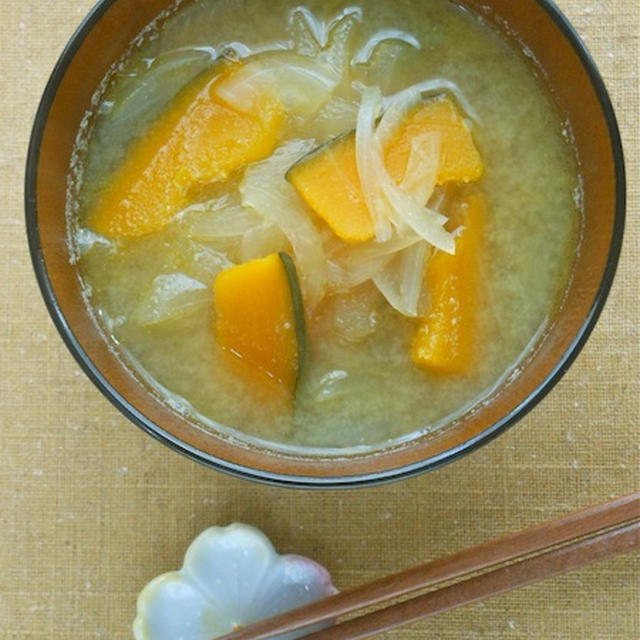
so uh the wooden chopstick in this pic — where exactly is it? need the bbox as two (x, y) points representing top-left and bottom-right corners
(300, 520), (639, 640)
(218, 492), (639, 640)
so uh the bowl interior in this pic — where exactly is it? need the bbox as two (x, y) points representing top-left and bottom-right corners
(27, 0), (623, 486)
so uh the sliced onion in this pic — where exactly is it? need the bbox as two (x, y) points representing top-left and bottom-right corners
(240, 223), (289, 262)
(381, 176), (454, 253)
(135, 273), (210, 327)
(331, 282), (383, 343)
(376, 88), (441, 207)
(311, 96), (359, 139)
(187, 205), (262, 240)
(240, 139), (328, 307)
(185, 244), (233, 283)
(376, 85), (422, 147)
(173, 194), (234, 222)
(352, 29), (421, 65)
(427, 185), (450, 213)
(316, 9), (362, 87)
(357, 86), (454, 253)
(289, 6), (362, 50)
(214, 52), (339, 117)
(351, 42), (405, 95)
(355, 86), (394, 241)
(327, 233), (420, 290)
(373, 241), (429, 317)
(383, 78), (480, 123)
(106, 48), (215, 131)
(288, 7), (323, 55)
(401, 132), (441, 205)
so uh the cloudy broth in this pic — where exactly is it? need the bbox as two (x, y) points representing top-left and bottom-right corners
(70, 0), (580, 449)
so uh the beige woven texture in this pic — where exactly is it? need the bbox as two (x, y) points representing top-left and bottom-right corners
(1, 1), (638, 638)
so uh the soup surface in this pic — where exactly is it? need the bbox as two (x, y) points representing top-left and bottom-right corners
(70, 0), (580, 450)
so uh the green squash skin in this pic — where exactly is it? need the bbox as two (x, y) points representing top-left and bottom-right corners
(278, 251), (307, 391)
(285, 130), (353, 185)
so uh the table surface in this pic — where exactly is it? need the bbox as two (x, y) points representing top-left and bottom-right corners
(1, 1), (638, 638)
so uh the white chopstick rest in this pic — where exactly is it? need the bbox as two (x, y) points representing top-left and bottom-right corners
(134, 523), (337, 640)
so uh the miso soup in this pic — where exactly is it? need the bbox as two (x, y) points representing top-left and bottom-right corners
(69, 0), (580, 449)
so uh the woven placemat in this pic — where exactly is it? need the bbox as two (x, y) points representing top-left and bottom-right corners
(1, 1), (638, 638)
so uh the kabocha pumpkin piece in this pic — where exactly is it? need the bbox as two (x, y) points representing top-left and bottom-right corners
(287, 134), (375, 243)
(385, 95), (484, 186)
(287, 95), (483, 243)
(214, 252), (306, 395)
(412, 192), (485, 374)
(90, 65), (284, 239)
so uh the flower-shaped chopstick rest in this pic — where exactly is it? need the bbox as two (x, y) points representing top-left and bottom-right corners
(134, 523), (338, 640)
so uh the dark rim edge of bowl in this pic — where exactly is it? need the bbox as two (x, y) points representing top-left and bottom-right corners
(25, 0), (626, 489)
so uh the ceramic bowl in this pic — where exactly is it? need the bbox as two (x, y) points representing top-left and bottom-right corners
(26, 0), (625, 487)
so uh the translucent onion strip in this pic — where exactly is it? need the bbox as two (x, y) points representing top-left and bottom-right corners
(316, 9), (362, 88)
(375, 87), (443, 206)
(373, 241), (429, 317)
(383, 78), (480, 123)
(240, 224), (289, 262)
(401, 132), (442, 206)
(240, 139), (328, 307)
(375, 85), (421, 147)
(187, 205), (262, 240)
(327, 233), (420, 290)
(135, 273), (210, 327)
(355, 86), (394, 241)
(214, 52), (339, 117)
(289, 5), (362, 50)
(331, 282), (382, 343)
(311, 96), (359, 139)
(104, 47), (215, 132)
(351, 29), (421, 65)
(359, 86), (454, 253)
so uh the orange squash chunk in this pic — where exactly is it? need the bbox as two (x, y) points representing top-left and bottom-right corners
(412, 193), (485, 374)
(287, 95), (483, 243)
(385, 95), (484, 186)
(288, 134), (374, 242)
(214, 253), (305, 394)
(90, 66), (283, 239)
(287, 135), (373, 243)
